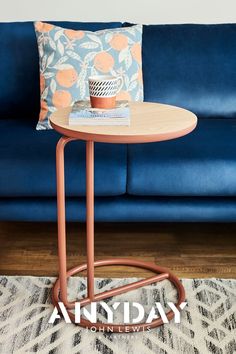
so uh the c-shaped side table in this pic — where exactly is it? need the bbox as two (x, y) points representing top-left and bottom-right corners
(50, 102), (197, 332)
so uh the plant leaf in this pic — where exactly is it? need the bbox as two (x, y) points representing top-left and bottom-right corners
(50, 78), (56, 93)
(41, 87), (49, 100)
(84, 51), (97, 62)
(48, 106), (57, 112)
(119, 48), (129, 63)
(135, 90), (140, 101)
(41, 55), (47, 71)
(67, 50), (81, 61)
(78, 81), (86, 98)
(76, 68), (87, 89)
(54, 56), (68, 66)
(128, 80), (137, 91)
(124, 51), (132, 70)
(130, 72), (138, 82)
(90, 67), (99, 76)
(47, 52), (54, 66)
(80, 42), (99, 49)
(44, 72), (54, 79)
(49, 38), (56, 50)
(54, 30), (64, 41)
(124, 75), (130, 89)
(105, 33), (113, 43)
(39, 44), (44, 58)
(57, 40), (64, 56)
(53, 63), (73, 70)
(87, 34), (102, 45)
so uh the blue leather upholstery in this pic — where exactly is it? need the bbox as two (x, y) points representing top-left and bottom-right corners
(0, 22), (121, 120)
(142, 24), (236, 118)
(127, 118), (236, 196)
(0, 119), (127, 196)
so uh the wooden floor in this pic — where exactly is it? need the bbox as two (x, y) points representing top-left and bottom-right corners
(0, 222), (235, 278)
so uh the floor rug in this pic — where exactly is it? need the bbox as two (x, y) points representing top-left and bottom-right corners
(0, 276), (235, 354)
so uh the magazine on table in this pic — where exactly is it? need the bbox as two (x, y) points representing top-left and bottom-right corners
(69, 100), (130, 126)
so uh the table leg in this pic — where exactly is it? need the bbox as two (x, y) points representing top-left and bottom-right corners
(86, 140), (94, 300)
(53, 137), (186, 332)
(56, 136), (76, 306)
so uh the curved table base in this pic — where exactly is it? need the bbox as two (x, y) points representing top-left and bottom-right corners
(52, 258), (185, 333)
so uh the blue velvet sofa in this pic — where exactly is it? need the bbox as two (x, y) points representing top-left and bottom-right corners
(1, 22), (236, 222)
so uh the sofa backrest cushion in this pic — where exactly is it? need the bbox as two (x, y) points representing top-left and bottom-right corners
(142, 24), (236, 118)
(0, 21), (121, 119)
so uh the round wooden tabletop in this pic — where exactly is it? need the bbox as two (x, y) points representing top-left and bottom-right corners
(50, 102), (197, 144)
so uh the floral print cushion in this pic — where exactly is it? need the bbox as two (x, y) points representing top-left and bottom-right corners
(34, 22), (143, 130)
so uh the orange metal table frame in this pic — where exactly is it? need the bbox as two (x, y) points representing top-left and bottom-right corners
(50, 102), (197, 332)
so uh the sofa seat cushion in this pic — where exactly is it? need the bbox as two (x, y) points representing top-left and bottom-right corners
(127, 118), (236, 196)
(0, 119), (127, 197)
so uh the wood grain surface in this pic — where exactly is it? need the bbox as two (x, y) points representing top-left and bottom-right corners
(50, 102), (197, 143)
(0, 222), (235, 279)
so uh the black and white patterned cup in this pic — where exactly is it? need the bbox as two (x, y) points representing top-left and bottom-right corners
(88, 75), (123, 109)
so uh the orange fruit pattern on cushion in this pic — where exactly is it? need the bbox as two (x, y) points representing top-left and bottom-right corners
(52, 91), (72, 109)
(65, 29), (85, 40)
(131, 43), (142, 64)
(40, 74), (45, 94)
(35, 22), (54, 33)
(56, 69), (78, 88)
(94, 52), (115, 73)
(34, 22), (143, 129)
(110, 34), (128, 51)
(39, 100), (48, 121)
